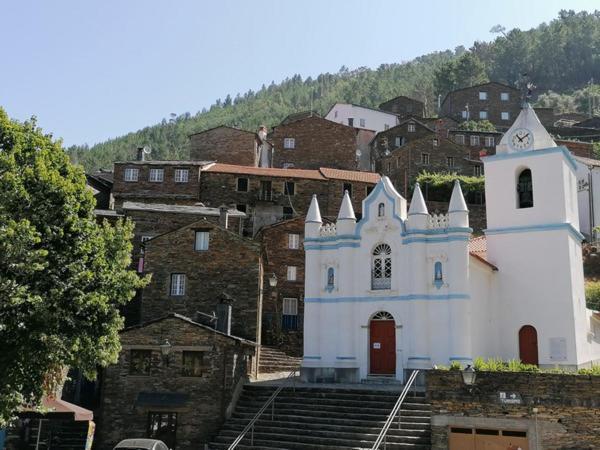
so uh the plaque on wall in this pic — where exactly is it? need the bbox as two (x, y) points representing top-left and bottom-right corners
(373, 342), (381, 349)
(549, 337), (567, 361)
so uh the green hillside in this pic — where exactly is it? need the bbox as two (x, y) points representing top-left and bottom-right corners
(69, 10), (600, 171)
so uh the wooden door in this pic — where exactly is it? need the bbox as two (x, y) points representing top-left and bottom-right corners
(370, 319), (396, 374)
(519, 325), (539, 366)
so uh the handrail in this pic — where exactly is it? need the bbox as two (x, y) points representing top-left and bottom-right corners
(370, 369), (420, 450)
(227, 369), (298, 450)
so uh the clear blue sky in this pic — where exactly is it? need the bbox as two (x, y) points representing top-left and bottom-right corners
(1, 0), (597, 147)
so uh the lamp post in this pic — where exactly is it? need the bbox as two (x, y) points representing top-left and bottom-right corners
(160, 339), (172, 367)
(268, 272), (278, 288)
(461, 364), (477, 392)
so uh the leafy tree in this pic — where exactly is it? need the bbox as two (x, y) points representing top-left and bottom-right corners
(0, 109), (147, 426)
(585, 281), (600, 310)
(434, 52), (489, 97)
(457, 120), (497, 132)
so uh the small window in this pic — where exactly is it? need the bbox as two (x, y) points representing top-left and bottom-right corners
(479, 91), (488, 100)
(517, 168), (534, 208)
(455, 134), (465, 145)
(343, 182), (353, 197)
(348, 118), (354, 127)
(421, 153), (430, 165)
(485, 136), (494, 147)
(384, 124), (389, 130)
(130, 350), (151, 375)
(149, 168), (164, 182)
(327, 268), (335, 288)
(473, 166), (482, 176)
(195, 231), (209, 251)
(282, 206), (293, 220)
(236, 177), (249, 192)
(434, 261), (443, 285)
(174, 168), (189, 183)
(447, 157), (455, 168)
(501, 111), (510, 121)
(500, 92), (509, 101)
(283, 138), (295, 149)
(396, 157), (400, 169)
(461, 110), (468, 119)
(282, 298), (298, 330)
(334, 110), (338, 118)
(359, 118), (366, 127)
(288, 233), (300, 249)
(182, 351), (205, 377)
(386, 162), (391, 173)
(433, 138), (438, 147)
(124, 168), (139, 182)
(236, 204), (247, 213)
(395, 136), (401, 147)
(147, 412), (177, 449)
(408, 123), (416, 132)
(470, 135), (480, 146)
(170, 274), (186, 296)
(479, 110), (488, 120)
(284, 181), (295, 195)
(372, 243), (392, 290)
(378, 203), (385, 217)
(287, 266), (297, 281)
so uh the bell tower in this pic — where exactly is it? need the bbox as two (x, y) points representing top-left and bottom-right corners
(482, 103), (590, 368)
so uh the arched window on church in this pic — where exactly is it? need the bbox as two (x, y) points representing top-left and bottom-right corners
(378, 203), (385, 217)
(434, 261), (443, 288)
(372, 244), (392, 290)
(517, 169), (534, 209)
(327, 268), (335, 290)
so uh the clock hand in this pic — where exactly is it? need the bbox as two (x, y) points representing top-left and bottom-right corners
(522, 133), (530, 140)
(516, 134), (524, 142)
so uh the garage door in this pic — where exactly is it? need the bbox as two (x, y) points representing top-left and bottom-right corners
(449, 427), (528, 450)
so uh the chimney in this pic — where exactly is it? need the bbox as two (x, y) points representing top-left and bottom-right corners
(136, 147), (145, 161)
(219, 205), (229, 229)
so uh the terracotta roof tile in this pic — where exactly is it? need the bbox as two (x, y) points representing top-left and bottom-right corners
(203, 163), (380, 183)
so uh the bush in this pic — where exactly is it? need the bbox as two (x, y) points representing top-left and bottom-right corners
(415, 171), (485, 203)
(585, 281), (600, 310)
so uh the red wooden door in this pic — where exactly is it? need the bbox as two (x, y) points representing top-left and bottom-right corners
(519, 325), (539, 366)
(370, 320), (396, 374)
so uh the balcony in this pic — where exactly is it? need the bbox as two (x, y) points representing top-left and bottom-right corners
(257, 190), (274, 202)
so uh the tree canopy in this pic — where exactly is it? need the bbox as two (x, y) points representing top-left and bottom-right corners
(457, 120), (497, 132)
(0, 109), (146, 426)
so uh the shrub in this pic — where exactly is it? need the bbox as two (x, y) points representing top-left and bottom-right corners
(585, 281), (600, 310)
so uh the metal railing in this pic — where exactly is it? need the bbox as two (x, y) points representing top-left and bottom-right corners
(227, 369), (298, 450)
(370, 369), (420, 450)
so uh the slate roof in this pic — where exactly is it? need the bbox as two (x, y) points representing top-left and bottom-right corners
(122, 201), (246, 217)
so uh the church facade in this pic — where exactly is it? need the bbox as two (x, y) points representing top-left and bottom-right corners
(301, 105), (600, 383)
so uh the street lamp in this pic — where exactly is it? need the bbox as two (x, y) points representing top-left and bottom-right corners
(461, 364), (477, 389)
(268, 273), (278, 288)
(160, 339), (172, 366)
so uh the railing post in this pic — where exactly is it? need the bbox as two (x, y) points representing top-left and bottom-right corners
(271, 399), (274, 420)
(384, 434), (386, 450)
(251, 424), (254, 446)
(398, 406), (401, 429)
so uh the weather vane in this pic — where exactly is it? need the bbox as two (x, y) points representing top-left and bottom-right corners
(517, 73), (535, 106)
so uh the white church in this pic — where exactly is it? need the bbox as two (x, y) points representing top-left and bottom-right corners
(301, 104), (600, 383)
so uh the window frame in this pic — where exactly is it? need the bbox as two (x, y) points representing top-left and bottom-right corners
(288, 233), (300, 250)
(455, 134), (465, 145)
(500, 92), (509, 101)
(194, 230), (210, 251)
(287, 265), (297, 281)
(479, 91), (488, 100)
(484, 136), (495, 147)
(130, 349), (152, 376)
(407, 123), (416, 132)
(479, 110), (488, 120)
(283, 137), (295, 149)
(470, 135), (481, 146)
(359, 118), (366, 127)
(421, 153), (430, 165)
(124, 167), (139, 182)
(501, 111), (510, 121)
(174, 168), (189, 183)
(149, 168), (165, 183)
(170, 273), (186, 296)
(181, 351), (205, 377)
(284, 181), (296, 196)
(371, 243), (392, 290)
(447, 156), (455, 168)
(236, 177), (249, 192)
(473, 165), (482, 177)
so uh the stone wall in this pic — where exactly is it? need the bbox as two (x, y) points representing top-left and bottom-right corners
(189, 126), (257, 166)
(441, 82), (521, 128)
(371, 119), (435, 164)
(258, 217), (307, 356)
(142, 220), (262, 341)
(270, 116), (359, 170)
(379, 96), (425, 118)
(427, 370), (600, 450)
(113, 163), (202, 207)
(97, 315), (254, 450)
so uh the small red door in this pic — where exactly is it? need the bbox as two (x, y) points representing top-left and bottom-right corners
(519, 325), (539, 366)
(370, 320), (396, 374)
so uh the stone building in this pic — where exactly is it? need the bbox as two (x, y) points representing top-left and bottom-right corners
(97, 314), (254, 450)
(141, 220), (262, 342)
(198, 163), (380, 235)
(447, 129), (502, 161)
(112, 160), (212, 208)
(270, 114), (367, 171)
(325, 103), (399, 132)
(376, 135), (474, 197)
(428, 370), (600, 449)
(370, 118), (437, 164)
(86, 170), (114, 210)
(378, 95), (425, 118)
(440, 82), (521, 128)
(189, 125), (273, 167)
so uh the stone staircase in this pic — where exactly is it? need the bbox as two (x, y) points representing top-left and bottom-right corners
(258, 346), (302, 374)
(209, 383), (431, 449)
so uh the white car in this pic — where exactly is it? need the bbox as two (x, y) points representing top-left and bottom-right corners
(113, 439), (170, 450)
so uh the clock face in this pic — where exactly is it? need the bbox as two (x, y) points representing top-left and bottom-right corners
(510, 128), (534, 151)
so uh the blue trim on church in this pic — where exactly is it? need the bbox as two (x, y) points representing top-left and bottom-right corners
(485, 222), (584, 242)
(482, 145), (578, 171)
(355, 181), (406, 235)
(305, 293), (470, 303)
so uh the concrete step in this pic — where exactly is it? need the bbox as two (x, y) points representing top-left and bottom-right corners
(226, 414), (430, 429)
(233, 402), (431, 417)
(236, 395), (429, 411)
